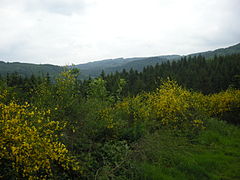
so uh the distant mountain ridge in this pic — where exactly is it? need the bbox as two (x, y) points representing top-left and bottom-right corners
(73, 43), (240, 78)
(0, 61), (63, 78)
(188, 43), (240, 58)
(73, 55), (181, 78)
(0, 43), (239, 78)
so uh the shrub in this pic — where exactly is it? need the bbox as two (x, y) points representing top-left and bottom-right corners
(207, 89), (240, 124)
(0, 101), (81, 179)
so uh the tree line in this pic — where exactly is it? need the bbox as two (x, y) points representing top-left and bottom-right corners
(97, 54), (240, 96)
(1, 54), (240, 99)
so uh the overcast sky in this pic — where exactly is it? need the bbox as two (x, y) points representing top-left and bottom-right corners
(0, 0), (239, 65)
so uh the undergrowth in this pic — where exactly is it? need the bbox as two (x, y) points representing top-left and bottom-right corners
(133, 118), (240, 180)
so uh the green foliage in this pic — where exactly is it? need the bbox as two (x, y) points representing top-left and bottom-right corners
(133, 118), (240, 180)
(103, 54), (240, 95)
(87, 78), (108, 100)
(0, 69), (240, 179)
(92, 141), (133, 179)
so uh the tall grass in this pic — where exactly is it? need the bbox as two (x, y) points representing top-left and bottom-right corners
(133, 118), (240, 180)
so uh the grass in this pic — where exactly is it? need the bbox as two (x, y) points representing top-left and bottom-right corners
(133, 118), (240, 180)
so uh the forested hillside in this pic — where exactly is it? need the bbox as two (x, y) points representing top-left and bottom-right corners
(189, 43), (240, 58)
(96, 54), (240, 96)
(0, 61), (63, 77)
(73, 43), (240, 78)
(0, 52), (240, 178)
(72, 55), (180, 79)
(0, 43), (239, 79)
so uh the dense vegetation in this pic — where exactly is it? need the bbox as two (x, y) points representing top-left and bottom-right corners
(0, 53), (240, 179)
(99, 54), (240, 96)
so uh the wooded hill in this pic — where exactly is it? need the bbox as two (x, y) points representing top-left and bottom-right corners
(73, 43), (240, 78)
(1, 43), (239, 79)
(73, 55), (180, 78)
(0, 61), (63, 78)
(79, 54), (240, 98)
(188, 42), (240, 58)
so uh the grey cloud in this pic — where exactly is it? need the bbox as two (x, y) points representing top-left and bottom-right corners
(31, 0), (88, 15)
(0, 41), (33, 63)
(0, 0), (240, 65)
(1, 0), (89, 16)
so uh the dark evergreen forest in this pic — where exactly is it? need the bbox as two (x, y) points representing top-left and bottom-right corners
(98, 54), (240, 96)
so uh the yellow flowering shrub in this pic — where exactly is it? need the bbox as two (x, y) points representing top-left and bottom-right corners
(146, 80), (206, 131)
(97, 80), (206, 140)
(98, 80), (240, 138)
(0, 102), (81, 179)
(207, 89), (240, 116)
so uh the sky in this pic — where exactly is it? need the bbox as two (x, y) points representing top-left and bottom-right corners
(0, 0), (239, 66)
